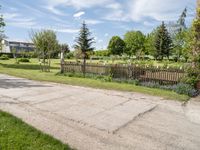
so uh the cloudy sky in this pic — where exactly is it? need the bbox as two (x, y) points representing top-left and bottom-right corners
(0, 0), (196, 49)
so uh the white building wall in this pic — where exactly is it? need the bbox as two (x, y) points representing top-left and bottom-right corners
(1, 40), (11, 53)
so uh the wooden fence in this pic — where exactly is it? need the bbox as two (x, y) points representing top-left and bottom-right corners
(62, 62), (186, 85)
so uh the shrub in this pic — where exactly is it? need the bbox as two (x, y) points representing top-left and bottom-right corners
(172, 83), (199, 97)
(139, 82), (199, 97)
(181, 68), (200, 87)
(65, 52), (74, 59)
(0, 54), (9, 60)
(18, 58), (30, 63)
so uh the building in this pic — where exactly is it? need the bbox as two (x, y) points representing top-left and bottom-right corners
(1, 39), (35, 53)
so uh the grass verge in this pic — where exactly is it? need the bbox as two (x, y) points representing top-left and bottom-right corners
(0, 110), (72, 150)
(0, 59), (189, 101)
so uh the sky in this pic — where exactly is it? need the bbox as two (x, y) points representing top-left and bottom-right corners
(0, 0), (196, 50)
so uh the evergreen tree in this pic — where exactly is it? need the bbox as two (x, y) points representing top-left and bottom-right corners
(0, 5), (6, 51)
(108, 36), (125, 55)
(74, 21), (94, 75)
(154, 22), (173, 60)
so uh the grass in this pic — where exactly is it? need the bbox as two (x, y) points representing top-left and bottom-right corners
(0, 59), (189, 101)
(0, 110), (72, 150)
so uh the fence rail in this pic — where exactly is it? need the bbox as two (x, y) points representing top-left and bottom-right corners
(62, 62), (186, 85)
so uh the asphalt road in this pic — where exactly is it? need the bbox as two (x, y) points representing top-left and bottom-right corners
(0, 74), (200, 150)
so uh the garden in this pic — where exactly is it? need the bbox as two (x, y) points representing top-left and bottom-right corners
(0, 7), (200, 101)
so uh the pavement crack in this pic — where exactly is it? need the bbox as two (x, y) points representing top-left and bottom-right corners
(112, 104), (158, 134)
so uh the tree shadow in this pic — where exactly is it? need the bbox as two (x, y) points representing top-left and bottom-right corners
(0, 63), (59, 70)
(0, 78), (52, 89)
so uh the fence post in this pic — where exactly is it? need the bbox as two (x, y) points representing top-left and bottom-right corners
(60, 51), (64, 73)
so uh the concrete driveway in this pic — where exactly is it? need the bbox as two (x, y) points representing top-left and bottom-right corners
(0, 74), (200, 150)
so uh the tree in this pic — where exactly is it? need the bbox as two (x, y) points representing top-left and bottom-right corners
(60, 44), (70, 73)
(124, 31), (145, 56)
(74, 21), (94, 76)
(154, 22), (173, 60)
(191, 7), (200, 67)
(31, 30), (58, 72)
(171, 8), (188, 61)
(0, 5), (6, 51)
(144, 29), (157, 57)
(108, 36), (125, 55)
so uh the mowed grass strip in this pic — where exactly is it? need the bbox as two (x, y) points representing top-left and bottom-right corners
(0, 59), (189, 101)
(0, 110), (72, 150)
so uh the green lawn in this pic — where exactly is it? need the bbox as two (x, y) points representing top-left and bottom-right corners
(0, 59), (189, 101)
(0, 110), (72, 150)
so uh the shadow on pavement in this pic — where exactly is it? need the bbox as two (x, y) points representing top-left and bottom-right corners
(0, 78), (52, 89)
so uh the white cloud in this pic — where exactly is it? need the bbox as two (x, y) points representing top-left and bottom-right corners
(46, 0), (112, 9)
(85, 19), (103, 25)
(55, 28), (79, 33)
(45, 5), (66, 16)
(3, 13), (19, 20)
(4, 13), (37, 28)
(73, 11), (85, 18)
(128, 0), (193, 22)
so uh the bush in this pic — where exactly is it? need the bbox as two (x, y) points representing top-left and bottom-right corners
(0, 54), (9, 60)
(140, 82), (199, 97)
(18, 58), (30, 63)
(65, 52), (74, 59)
(172, 83), (199, 97)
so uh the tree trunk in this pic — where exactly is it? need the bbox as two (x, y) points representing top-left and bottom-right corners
(83, 52), (86, 77)
(60, 51), (64, 73)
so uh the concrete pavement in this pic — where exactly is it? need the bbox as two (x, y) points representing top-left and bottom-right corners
(0, 74), (200, 150)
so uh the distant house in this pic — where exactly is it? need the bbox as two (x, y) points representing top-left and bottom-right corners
(1, 39), (35, 53)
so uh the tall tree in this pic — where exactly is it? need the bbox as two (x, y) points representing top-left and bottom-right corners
(0, 5), (6, 51)
(191, 6), (200, 67)
(74, 21), (94, 76)
(177, 8), (187, 32)
(172, 8), (188, 61)
(31, 30), (58, 72)
(144, 29), (157, 57)
(154, 22), (173, 60)
(124, 31), (145, 56)
(108, 36), (125, 55)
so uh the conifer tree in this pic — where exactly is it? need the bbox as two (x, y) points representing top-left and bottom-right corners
(74, 21), (94, 76)
(154, 22), (173, 60)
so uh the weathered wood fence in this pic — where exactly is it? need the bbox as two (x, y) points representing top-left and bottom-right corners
(62, 62), (186, 85)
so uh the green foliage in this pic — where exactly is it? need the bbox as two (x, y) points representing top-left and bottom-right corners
(18, 58), (30, 63)
(154, 22), (173, 60)
(74, 21), (94, 56)
(31, 30), (59, 71)
(181, 68), (200, 87)
(191, 8), (200, 68)
(94, 50), (110, 57)
(144, 30), (157, 56)
(124, 31), (145, 56)
(108, 36), (125, 55)
(65, 52), (74, 59)
(0, 54), (9, 60)
(140, 82), (198, 97)
(0, 111), (71, 150)
(31, 30), (58, 58)
(60, 44), (70, 53)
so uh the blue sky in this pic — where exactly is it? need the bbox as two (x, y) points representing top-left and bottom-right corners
(0, 0), (196, 50)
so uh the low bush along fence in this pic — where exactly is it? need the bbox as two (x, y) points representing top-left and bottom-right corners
(62, 62), (186, 85)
